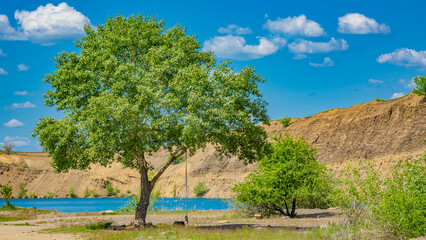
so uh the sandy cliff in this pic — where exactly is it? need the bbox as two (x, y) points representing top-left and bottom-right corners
(1, 93), (425, 199)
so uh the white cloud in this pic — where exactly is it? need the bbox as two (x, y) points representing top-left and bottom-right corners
(4, 119), (24, 127)
(0, 3), (90, 44)
(0, 15), (26, 40)
(14, 91), (28, 95)
(203, 35), (286, 60)
(218, 24), (252, 35)
(2, 136), (30, 147)
(338, 13), (390, 34)
(377, 48), (426, 68)
(0, 67), (7, 75)
(309, 57), (334, 67)
(264, 15), (325, 37)
(368, 79), (384, 84)
(17, 64), (29, 71)
(288, 37), (348, 54)
(10, 101), (36, 109)
(391, 92), (404, 99)
(293, 54), (308, 60)
(399, 78), (416, 88)
(0, 49), (6, 56)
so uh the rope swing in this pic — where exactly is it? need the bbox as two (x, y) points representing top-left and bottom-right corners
(184, 149), (189, 224)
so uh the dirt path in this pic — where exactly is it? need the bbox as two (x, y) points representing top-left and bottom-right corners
(0, 209), (342, 240)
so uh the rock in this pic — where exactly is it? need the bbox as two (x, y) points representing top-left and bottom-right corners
(281, 216), (289, 219)
(173, 221), (185, 226)
(254, 214), (263, 220)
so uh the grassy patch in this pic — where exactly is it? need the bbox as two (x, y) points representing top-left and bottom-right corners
(0, 204), (55, 222)
(0, 204), (18, 211)
(0, 216), (29, 222)
(47, 224), (309, 240)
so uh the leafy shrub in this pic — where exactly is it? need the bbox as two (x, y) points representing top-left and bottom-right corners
(278, 116), (292, 128)
(194, 182), (210, 197)
(330, 160), (381, 225)
(45, 192), (53, 198)
(0, 182), (13, 205)
(90, 189), (100, 198)
(84, 187), (90, 198)
(233, 134), (330, 218)
(1, 143), (14, 155)
(372, 156), (426, 239)
(412, 75), (426, 95)
(29, 192), (37, 198)
(119, 188), (162, 212)
(171, 154), (185, 165)
(85, 221), (112, 230)
(18, 183), (26, 199)
(105, 182), (116, 196)
(68, 186), (76, 198)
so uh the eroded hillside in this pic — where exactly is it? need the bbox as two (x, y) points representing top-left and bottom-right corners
(1, 93), (425, 199)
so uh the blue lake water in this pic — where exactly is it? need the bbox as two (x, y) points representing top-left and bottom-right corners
(0, 198), (231, 213)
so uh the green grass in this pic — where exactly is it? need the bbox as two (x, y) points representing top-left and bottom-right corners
(0, 216), (29, 222)
(47, 224), (310, 240)
(0, 204), (18, 211)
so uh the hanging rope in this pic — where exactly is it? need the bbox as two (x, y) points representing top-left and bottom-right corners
(184, 149), (189, 224)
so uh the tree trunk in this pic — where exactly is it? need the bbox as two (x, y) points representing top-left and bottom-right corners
(290, 198), (297, 218)
(135, 162), (152, 224)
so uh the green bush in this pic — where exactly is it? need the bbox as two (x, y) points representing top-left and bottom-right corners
(194, 182), (210, 197)
(68, 186), (76, 198)
(45, 192), (53, 198)
(1, 143), (14, 155)
(105, 182), (116, 196)
(330, 160), (381, 225)
(18, 183), (27, 199)
(119, 188), (162, 212)
(0, 182), (13, 206)
(171, 154), (185, 165)
(278, 116), (292, 128)
(84, 187), (90, 198)
(90, 189), (100, 198)
(412, 75), (426, 95)
(233, 134), (330, 218)
(29, 192), (37, 199)
(372, 156), (426, 239)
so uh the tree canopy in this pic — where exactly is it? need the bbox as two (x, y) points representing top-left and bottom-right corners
(33, 14), (270, 222)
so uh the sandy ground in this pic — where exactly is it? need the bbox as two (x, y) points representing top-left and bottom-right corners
(0, 209), (342, 240)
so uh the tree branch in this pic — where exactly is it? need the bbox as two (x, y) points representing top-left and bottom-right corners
(150, 146), (186, 187)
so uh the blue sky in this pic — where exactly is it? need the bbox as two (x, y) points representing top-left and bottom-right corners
(1, 0), (425, 151)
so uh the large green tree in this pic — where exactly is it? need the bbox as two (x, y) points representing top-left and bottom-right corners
(33, 14), (269, 224)
(233, 134), (330, 218)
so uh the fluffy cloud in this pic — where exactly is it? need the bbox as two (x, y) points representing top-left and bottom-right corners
(203, 35), (286, 60)
(288, 37), (348, 54)
(391, 92), (404, 99)
(309, 57), (334, 67)
(338, 13), (390, 34)
(17, 64), (29, 71)
(0, 15), (26, 40)
(0, 49), (6, 56)
(0, 3), (90, 44)
(14, 91), (28, 95)
(4, 119), (24, 127)
(218, 24), (252, 35)
(399, 78), (416, 88)
(10, 101), (36, 109)
(368, 79), (384, 84)
(377, 48), (426, 68)
(2, 136), (30, 147)
(0, 67), (7, 75)
(264, 15), (325, 37)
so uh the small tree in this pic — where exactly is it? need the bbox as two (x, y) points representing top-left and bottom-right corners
(233, 134), (329, 218)
(33, 14), (269, 224)
(105, 182), (115, 196)
(84, 186), (90, 198)
(412, 75), (426, 95)
(68, 186), (76, 198)
(2, 143), (14, 155)
(279, 116), (292, 128)
(194, 182), (210, 197)
(0, 182), (13, 206)
(18, 183), (27, 199)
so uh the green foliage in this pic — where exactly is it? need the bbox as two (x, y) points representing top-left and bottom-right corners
(29, 192), (37, 199)
(84, 186), (90, 198)
(372, 157), (426, 239)
(0, 204), (18, 211)
(1, 143), (14, 155)
(32, 14), (269, 221)
(278, 116), (292, 128)
(194, 182), (210, 197)
(171, 155), (185, 165)
(0, 182), (13, 205)
(18, 183), (26, 199)
(412, 75), (426, 95)
(68, 186), (76, 198)
(90, 189), (100, 198)
(105, 182), (115, 196)
(330, 160), (381, 225)
(233, 134), (330, 218)
(45, 192), (53, 199)
(85, 221), (112, 230)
